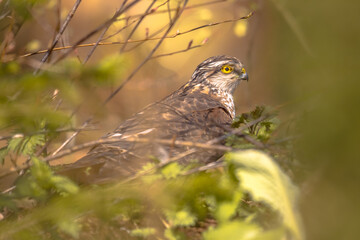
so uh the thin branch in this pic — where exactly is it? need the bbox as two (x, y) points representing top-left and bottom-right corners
(82, 27), (110, 64)
(34, 0), (82, 74)
(242, 134), (267, 149)
(270, 0), (311, 54)
(102, 0), (190, 105)
(83, 0), (129, 64)
(0, 127), (96, 141)
(50, 120), (91, 156)
(0, 136), (230, 179)
(119, 0), (157, 53)
(52, 0), (141, 64)
(116, 0), (227, 21)
(100, 18), (138, 42)
(19, 11), (253, 59)
(166, 0), (172, 23)
(207, 114), (271, 145)
(0, 115), (272, 180)
(150, 44), (203, 59)
(182, 160), (225, 175)
(43, 136), (231, 164)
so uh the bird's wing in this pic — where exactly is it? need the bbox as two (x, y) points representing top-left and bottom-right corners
(58, 90), (233, 183)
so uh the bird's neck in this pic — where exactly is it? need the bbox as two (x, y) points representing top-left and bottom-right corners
(210, 87), (236, 119)
(183, 82), (236, 118)
(201, 79), (237, 119)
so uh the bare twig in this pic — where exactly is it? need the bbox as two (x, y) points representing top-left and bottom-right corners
(83, 0), (130, 64)
(2, 186), (16, 194)
(51, 120), (91, 156)
(20, 12), (253, 59)
(243, 134), (267, 148)
(44, 115), (271, 164)
(270, 0), (311, 54)
(100, 18), (138, 42)
(52, 0), (141, 64)
(182, 160), (225, 175)
(150, 44), (203, 59)
(0, 135), (229, 179)
(116, 0), (227, 21)
(43, 136), (231, 164)
(34, 0), (82, 74)
(207, 114), (271, 145)
(0, 114), (272, 180)
(0, 127), (96, 141)
(103, 0), (190, 105)
(119, 0), (157, 53)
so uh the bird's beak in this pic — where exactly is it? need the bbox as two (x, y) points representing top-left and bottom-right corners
(240, 72), (249, 82)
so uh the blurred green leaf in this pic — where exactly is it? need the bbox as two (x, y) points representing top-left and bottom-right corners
(15, 157), (79, 200)
(0, 146), (9, 165)
(164, 228), (180, 240)
(58, 220), (81, 239)
(161, 162), (183, 179)
(0, 194), (17, 210)
(226, 150), (304, 240)
(165, 208), (197, 227)
(130, 227), (156, 238)
(9, 0), (48, 21)
(203, 221), (258, 240)
(204, 221), (285, 240)
(51, 176), (79, 195)
(8, 134), (45, 156)
(231, 106), (278, 143)
(215, 190), (242, 223)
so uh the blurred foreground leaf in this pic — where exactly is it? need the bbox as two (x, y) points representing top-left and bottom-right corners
(203, 221), (284, 240)
(226, 150), (304, 240)
(14, 157), (79, 201)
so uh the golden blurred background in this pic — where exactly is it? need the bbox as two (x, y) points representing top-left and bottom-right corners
(16, 0), (274, 136)
(2, 0), (360, 239)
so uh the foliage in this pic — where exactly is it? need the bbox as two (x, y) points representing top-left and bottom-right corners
(226, 150), (304, 240)
(0, 60), (302, 239)
(0, 1), (306, 239)
(0, 147), (304, 240)
(232, 106), (279, 143)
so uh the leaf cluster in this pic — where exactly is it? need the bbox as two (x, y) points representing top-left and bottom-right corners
(0, 151), (303, 240)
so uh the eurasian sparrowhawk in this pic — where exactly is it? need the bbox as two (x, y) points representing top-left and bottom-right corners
(60, 55), (248, 183)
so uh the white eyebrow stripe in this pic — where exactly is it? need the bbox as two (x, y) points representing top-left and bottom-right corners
(206, 60), (230, 68)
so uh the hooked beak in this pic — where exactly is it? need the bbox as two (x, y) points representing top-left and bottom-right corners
(240, 72), (249, 82)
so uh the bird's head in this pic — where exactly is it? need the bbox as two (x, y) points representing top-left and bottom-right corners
(191, 55), (248, 94)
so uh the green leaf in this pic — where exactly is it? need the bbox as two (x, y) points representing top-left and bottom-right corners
(165, 208), (197, 227)
(51, 175), (79, 195)
(57, 220), (81, 238)
(15, 157), (78, 200)
(130, 227), (156, 238)
(0, 146), (8, 165)
(0, 194), (17, 210)
(203, 221), (257, 240)
(8, 134), (45, 156)
(215, 190), (242, 223)
(226, 150), (304, 240)
(161, 162), (183, 179)
(204, 221), (285, 240)
(164, 228), (180, 240)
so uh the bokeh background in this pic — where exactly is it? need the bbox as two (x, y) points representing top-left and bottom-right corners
(1, 0), (359, 239)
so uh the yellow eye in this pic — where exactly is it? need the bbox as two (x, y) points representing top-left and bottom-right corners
(241, 68), (246, 74)
(221, 65), (233, 74)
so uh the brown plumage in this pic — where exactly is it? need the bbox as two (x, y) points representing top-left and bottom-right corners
(59, 55), (248, 184)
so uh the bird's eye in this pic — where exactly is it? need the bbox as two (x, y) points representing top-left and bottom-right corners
(221, 65), (233, 74)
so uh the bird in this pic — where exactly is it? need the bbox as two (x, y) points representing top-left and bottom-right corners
(59, 55), (248, 184)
